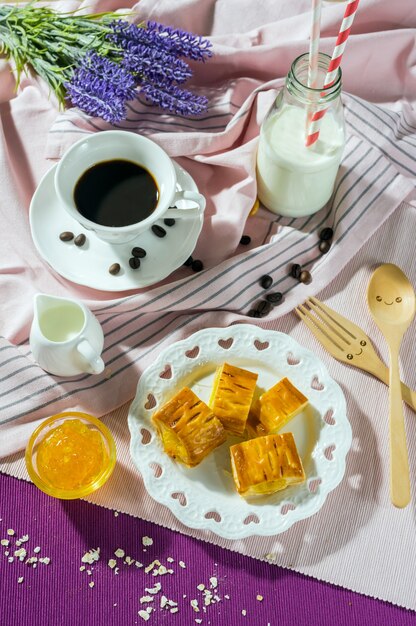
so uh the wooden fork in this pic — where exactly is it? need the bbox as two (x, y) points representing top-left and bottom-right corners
(295, 296), (416, 412)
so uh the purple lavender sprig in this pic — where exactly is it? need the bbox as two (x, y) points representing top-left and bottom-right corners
(140, 81), (209, 117)
(121, 43), (193, 85)
(66, 52), (136, 123)
(65, 19), (213, 122)
(146, 21), (213, 62)
(109, 20), (213, 63)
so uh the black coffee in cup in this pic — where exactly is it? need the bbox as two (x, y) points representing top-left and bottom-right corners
(74, 159), (159, 227)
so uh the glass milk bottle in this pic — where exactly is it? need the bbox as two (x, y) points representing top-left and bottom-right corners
(256, 52), (345, 217)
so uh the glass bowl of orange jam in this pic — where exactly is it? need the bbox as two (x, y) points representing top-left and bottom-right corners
(25, 412), (116, 499)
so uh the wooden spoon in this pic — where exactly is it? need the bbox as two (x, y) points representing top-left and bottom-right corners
(367, 263), (416, 508)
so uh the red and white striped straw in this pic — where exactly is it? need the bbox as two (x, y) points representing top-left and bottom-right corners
(305, 0), (360, 147)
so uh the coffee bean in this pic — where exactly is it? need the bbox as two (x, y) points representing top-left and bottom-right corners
(152, 224), (166, 238)
(319, 227), (333, 241)
(59, 231), (74, 242)
(299, 269), (312, 284)
(191, 259), (203, 272)
(319, 240), (331, 254)
(248, 309), (261, 318)
(240, 235), (251, 246)
(129, 257), (141, 269)
(163, 218), (176, 227)
(256, 300), (272, 316)
(260, 274), (273, 289)
(109, 263), (121, 275)
(183, 256), (193, 267)
(266, 292), (283, 304)
(291, 263), (302, 279)
(131, 246), (146, 258)
(74, 234), (86, 247)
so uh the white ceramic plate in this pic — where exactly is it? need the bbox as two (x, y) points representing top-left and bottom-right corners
(128, 325), (351, 539)
(29, 161), (203, 292)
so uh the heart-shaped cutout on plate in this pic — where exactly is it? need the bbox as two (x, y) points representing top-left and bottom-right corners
(286, 352), (300, 365)
(254, 339), (269, 351)
(171, 492), (187, 507)
(149, 462), (163, 478)
(323, 408), (335, 425)
(144, 393), (157, 410)
(159, 364), (172, 379)
(204, 511), (221, 522)
(218, 338), (233, 349)
(140, 428), (152, 445)
(324, 445), (336, 461)
(185, 346), (200, 359)
(311, 376), (324, 390)
(281, 503), (296, 516)
(308, 478), (322, 493)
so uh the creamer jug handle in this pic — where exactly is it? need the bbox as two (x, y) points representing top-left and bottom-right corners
(77, 339), (105, 375)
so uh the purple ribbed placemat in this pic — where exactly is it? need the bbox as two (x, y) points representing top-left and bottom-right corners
(0, 473), (413, 626)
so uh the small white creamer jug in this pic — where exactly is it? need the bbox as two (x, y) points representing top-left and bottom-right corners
(30, 293), (105, 377)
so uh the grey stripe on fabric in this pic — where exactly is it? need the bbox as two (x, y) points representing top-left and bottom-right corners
(132, 96), (242, 112)
(113, 121), (234, 132)
(126, 106), (235, 122)
(348, 95), (416, 149)
(346, 109), (416, 176)
(347, 117), (416, 177)
(336, 173), (399, 245)
(0, 354), (31, 369)
(331, 153), (383, 224)
(0, 344), (18, 354)
(49, 107), (249, 137)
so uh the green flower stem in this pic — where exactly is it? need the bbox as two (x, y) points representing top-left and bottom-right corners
(0, 2), (123, 105)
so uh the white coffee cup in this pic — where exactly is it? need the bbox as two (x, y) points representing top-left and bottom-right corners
(54, 130), (205, 244)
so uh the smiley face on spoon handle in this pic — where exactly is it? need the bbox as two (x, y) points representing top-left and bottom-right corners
(367, 263), (416, 509)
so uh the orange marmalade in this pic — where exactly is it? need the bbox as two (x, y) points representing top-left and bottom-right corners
(36, 419), (108, 491)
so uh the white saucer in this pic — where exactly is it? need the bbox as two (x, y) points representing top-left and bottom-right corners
(29, 161), (204, 292)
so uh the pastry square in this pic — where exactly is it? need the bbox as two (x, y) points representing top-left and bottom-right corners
(230, 433), (305, 496)
(152, 387), (226, 467)
(209, 363), (258, 436)
(253, 377), (308, 434)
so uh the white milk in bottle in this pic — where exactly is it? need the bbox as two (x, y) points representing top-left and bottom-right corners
(256, 53), (345, 217)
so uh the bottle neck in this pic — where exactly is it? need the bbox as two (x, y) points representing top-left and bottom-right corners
(286, 52), (342, 106)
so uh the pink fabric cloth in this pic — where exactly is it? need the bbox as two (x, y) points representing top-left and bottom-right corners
(0, 0), (415, 456)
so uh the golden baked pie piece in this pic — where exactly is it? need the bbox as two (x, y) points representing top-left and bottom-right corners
(209, 363), (258, 436)
(152, 387), (226, 467)
(252, 377), (308, 434)
(230, 433), (305, 496)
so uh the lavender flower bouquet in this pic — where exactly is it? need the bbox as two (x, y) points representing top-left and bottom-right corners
(0, 4), (213, 123)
